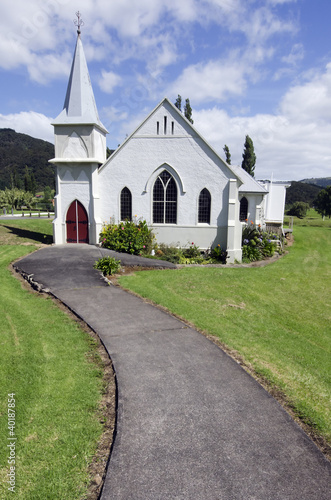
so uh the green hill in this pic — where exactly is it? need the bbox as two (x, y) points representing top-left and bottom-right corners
(300, 177), (331, 188)
(0, 128), (55, 191)
(285, 181), (322, 207)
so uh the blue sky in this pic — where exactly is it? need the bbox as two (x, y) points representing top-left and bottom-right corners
(0, 0), (330, 181)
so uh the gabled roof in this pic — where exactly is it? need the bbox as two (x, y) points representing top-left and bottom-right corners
(231, 165), (268, 194)
(52, 34), (107, 133)
(100, 97), (244, 183)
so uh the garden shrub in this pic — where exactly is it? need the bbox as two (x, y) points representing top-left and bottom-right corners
(287, 201), (310, 219)
(93, 256), (121, 275)
(154, 242), (228, 265)
(242, 223), (278, 263)
(210, 245), (228, 264)
(183, 242), (201, 259)
(99, 218), (155, 256)
(154, 244), (184, 264)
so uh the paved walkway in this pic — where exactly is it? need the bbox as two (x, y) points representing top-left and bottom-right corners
(15, 245), (330, 500)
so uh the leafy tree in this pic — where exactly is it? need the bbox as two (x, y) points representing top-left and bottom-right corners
(223, 145), (231, 164)
(43, 186), (52, 203)
(287, 201), (309, 219)
(184, 98), (194, 124)
(0, 188), (24, 209)
(314, 186), (331, 218)
(241, 135), (256, 177)
(0, 190), (6, 208)
(174, 95), (182, 112)
(22, 191), (36, 210)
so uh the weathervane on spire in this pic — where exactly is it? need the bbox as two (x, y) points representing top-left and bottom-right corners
(74, 11), (84, 35)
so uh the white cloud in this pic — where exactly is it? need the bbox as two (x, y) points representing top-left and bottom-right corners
(273, 43), (305, 80)
(280, 62), (331, 123)
(194, 106), (331, 180)
(282, 43), (304, 66)
(168, 41), (276, 105)
(240, 6), (297, 45)
(0, 111), (54, 143)
(28, 52), (72, 84)
(193, 63), (331, 180)
(0, 0), (298, 83)
(98, 70), (122, 93)
(169, 57), (248, 104)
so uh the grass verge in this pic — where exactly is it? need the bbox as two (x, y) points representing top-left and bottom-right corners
(0, 218), (54, 245)
(0, 220), (113, 499)
(119, 225), (331, 457)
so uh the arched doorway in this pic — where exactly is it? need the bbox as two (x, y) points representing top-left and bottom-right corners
(66, 200), (89, 243)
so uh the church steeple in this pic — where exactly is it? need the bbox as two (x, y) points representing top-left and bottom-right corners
(53, 24), (107, 134)
(51, 13), (107, 163)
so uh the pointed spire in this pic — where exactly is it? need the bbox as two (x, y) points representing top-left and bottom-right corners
(53, 25), (107, 133)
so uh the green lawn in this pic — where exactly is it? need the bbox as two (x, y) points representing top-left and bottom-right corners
(119, 225), (331, 447)
(0, 218), (54, 245)
(0, 220), (105, 499)
(284, 208), (331, 228)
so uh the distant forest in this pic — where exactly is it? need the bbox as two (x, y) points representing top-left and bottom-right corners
(285, 181), (323, 207)
(0, 128), (55, 191)
(300, 177), (331, 189)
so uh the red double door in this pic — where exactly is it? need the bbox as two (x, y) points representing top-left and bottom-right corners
(66, 200), (89, 243)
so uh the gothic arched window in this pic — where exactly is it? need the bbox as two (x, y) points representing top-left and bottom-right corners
(198, 188), (211, 224)
(153, 170), (177, 224)
(120, 187), (132, 221)
(240, 197), (248, 221)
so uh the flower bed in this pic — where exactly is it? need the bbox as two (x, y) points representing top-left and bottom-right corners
(242, 222), (281, 262)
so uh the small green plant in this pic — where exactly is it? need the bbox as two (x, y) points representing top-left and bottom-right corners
(183, 242), (201, 259)
(93, 256), (121, 276)
(210, 245), (228, 263)
(99, 218), (155, 256)
(155, 244), (184, 264)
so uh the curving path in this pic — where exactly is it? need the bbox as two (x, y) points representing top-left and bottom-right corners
(16, 245), (330, 500)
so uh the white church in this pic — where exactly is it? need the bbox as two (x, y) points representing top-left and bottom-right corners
(51, 30), (287, 263)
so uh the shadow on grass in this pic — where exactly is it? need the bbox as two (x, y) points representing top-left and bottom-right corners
(2, 225), (53, 244)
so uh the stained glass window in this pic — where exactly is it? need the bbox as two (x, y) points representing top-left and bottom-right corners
(240, 197), (248, 221)
(198, 188), (211, 223)
(153, 170), (177, 224)
(120, 187), (132, 221)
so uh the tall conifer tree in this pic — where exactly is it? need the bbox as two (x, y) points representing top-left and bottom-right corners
(241, 135), (256, 177)
(223, 145), (231, 164)
(184, 98), (194, 124)
(174, 95), (182, 112)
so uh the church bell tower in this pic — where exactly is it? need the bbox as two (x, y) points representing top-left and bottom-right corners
(50, 12), (108, 244)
